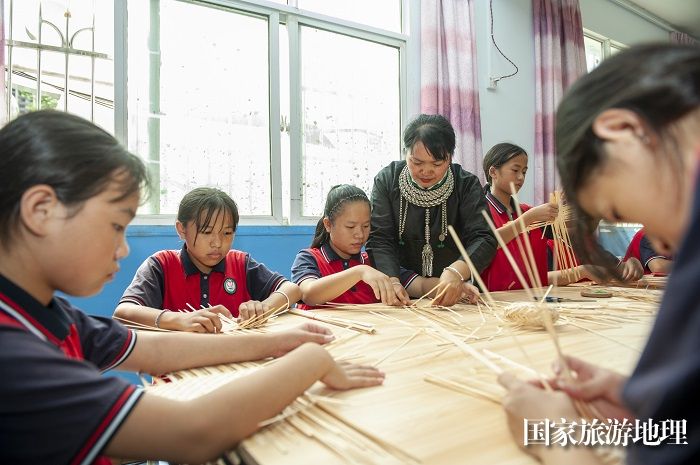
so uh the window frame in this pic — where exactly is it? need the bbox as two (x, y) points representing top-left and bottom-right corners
(113, 0), (411, 226)
(583, 28), (627, 66)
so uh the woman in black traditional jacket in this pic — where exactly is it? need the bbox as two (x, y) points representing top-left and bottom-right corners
(366, 114), (496, 306)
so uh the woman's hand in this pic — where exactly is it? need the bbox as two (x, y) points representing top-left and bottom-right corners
(389, 278), (411, 306)
(432, 270), (464, 306)
(269, 323), (336, 357)
(460, 282), (480, 304)
(164, 306), (232, 333)
(320, 361), (386, 390)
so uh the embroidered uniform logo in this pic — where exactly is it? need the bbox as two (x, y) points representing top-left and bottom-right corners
(223, 278), (237, 294)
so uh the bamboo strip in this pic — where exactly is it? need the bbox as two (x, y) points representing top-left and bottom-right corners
(566, 320), (642, 352)
(374, 330), (423, 367)
(289, 309), (376, 334)
(481, 211), (537, 302)
(314, 403), (422, 465)
(425, 375), (502, 404)
(113, 316), (173, 332)
(446, 225), (496, 305)
(510, 183), (542, 290)
(413, 281), (442, 307)
(413, 311), (503, 374)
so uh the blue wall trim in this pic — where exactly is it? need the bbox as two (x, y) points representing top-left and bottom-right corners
(66, 224), (315, 318)
(65, 222), (638, 318)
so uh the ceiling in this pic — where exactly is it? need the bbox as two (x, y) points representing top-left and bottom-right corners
(629, 0), (700, 39)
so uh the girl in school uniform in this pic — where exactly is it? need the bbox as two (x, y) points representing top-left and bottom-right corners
(480, 143), (558, 291)
(114, 187), (301, 331)
(498, 43), (700, 465)
(625, 228), (674, 274)
(291, 184), (479, 307)
(547, 225), (644, 286)
(0, 111), (384, 465)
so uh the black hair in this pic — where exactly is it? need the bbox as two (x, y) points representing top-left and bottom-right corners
(556, 43), (700, 279)
(0, 110), (149, 248)
(482, 142), (528, 187)
(311, 184), (370, 248)
(402, 114), (456, 161)
(177, 187), (239, 244)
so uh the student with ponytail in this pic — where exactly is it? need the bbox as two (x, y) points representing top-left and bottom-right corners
(291, 185), (479, 307)
(0, 111), (384, 465)
(480, 143), (557, 291)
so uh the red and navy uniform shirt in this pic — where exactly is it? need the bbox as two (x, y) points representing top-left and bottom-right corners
(291, 242), (419, 308)
(622, 173), (700, 465)
(639, 235), (673, 274)
(626, 228), (674, 274)
(120, 245), (287, 318)
(0, 273), (142, 465)
(481, 192), (549, 291)
(625, 228), (646, 262)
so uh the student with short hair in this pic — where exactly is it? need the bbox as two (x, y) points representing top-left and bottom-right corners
(292, 184), (479, 307)
(115, 187), (300, 330)
(0, 111), (384, 465)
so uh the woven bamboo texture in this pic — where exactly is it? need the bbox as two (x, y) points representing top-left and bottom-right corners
(145, 285), (658, 465)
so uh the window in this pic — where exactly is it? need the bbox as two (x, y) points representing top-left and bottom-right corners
(583, 29), (627, 72)
(127, 2), (272, 216)
(297, 26), (400, 216)
(3, 0), (407, 223)
(124, 0), (407, 220)
(263, 0), (402, 32)
(3, 0), (115, 132)
(297, 0), (401, 32)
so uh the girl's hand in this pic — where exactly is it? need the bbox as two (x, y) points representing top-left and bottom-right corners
(498, 372), (580, 458)
(238, 300), (270, 322)
(389, 279), (411, 306)
(551, 356), (632, 421)
(433, 271), (464, 306)
(460, 282), (480, 304)
(618, 257), (644, 282)
(359, 266), (400, 305)
(523, 203), (559, 226)
(165, 308), (230, 333)
(320, 361), (386, 390)
(270, 323), (335, 357)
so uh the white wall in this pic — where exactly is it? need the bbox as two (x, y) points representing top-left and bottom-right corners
(474, 0), (536, 204)
(579, 0), (670, 44)
(406, 0), (422, 118)
(406, 0), (671, 205)
(469, 0), (671, 205)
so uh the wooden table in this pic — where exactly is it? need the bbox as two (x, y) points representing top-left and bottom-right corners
(153, 285), (661, 465)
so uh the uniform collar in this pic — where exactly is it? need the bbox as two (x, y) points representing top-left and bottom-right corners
(0, 273), (71, 342)
(180, 245), (226, 276)
(485, 190), (516, 215)
(319, 242), (364, 264)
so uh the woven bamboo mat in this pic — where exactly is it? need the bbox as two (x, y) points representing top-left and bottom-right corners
(145, 286), (658, 465)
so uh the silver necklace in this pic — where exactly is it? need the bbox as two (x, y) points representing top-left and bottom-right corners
(398, 165), (454, 276)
